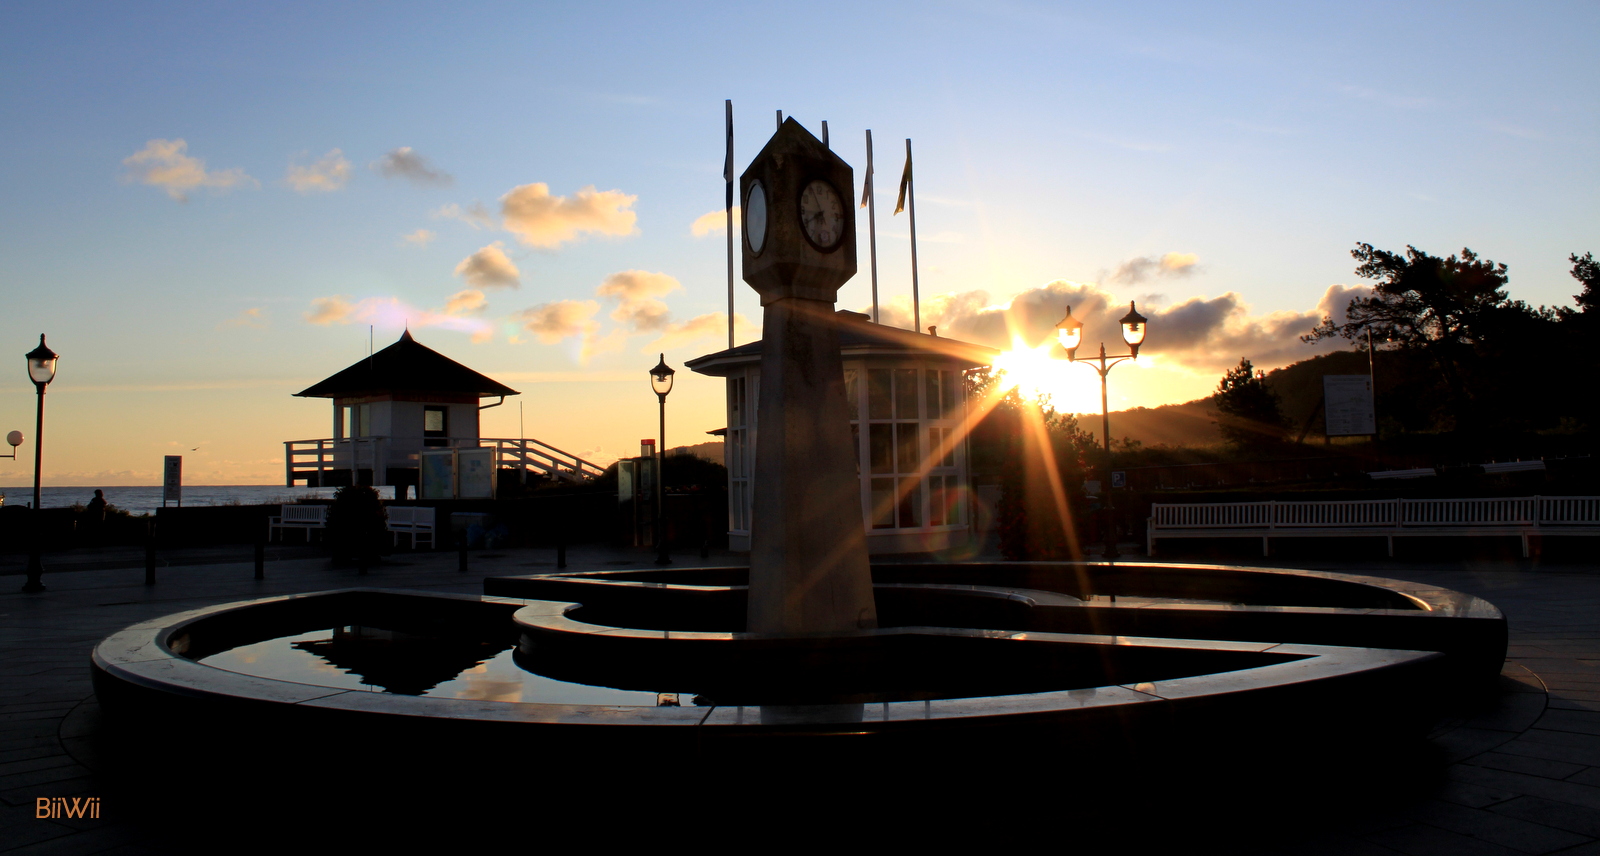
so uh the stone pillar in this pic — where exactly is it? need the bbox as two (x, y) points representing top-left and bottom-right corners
(747, 298), (877, 635)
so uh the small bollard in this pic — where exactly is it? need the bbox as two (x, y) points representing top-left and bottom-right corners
(458, 544), (468, 574)
(253, 540), (265, 580)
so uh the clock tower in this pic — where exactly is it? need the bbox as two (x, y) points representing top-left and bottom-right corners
(740, 119), (878, 636)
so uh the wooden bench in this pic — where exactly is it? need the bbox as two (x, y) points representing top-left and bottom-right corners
(386, 506), (436, 550)
(267, 504), (329, 542)
(1148, 496), (1600, 558)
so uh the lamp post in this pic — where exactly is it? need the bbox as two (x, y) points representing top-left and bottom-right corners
(649, 354), (675, 565)
(23, 335), (58, 593)
(1057, 302), (1147, 560)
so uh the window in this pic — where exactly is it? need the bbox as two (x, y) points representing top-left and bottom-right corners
(423, 406), (448, 447)
(852, 364), (965, 531)
(727, 376), (750, 532)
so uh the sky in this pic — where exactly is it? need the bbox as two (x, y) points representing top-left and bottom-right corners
(0, 1), (1595, 485)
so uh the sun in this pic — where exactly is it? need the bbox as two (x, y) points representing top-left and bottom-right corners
(990, 336), (1103, 415)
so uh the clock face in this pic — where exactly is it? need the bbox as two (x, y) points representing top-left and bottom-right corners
(744, 181), (768, 254)
(799, 179), (844, 250)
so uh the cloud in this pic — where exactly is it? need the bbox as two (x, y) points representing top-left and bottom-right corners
(371, 147), (452, 186)
(595, 270), (681, 331)
(501, 183), (637, 248)
(453, 242), (521, 290)
(285, 149), (351, 193)
(433, 202), (495, 230)
(871, 280), (1372, 374)
(444, 289), (487, 315)
(303, 294), (494, 342)
(513, 299), (624, 361)
(691, 206), (740, 237)
(218, 307), (266, 330)
(645, 312), (757, 351)
(1107, 252), (1200, 285)
(402, 229), (435, 246)
(121, 139), (257, 201)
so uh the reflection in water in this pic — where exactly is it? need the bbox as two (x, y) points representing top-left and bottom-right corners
(199, 628), (677, 706)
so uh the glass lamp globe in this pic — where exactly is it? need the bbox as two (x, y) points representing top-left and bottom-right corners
(1119, 302), (1149, 357)
(25, 335), (57, 386)
(649, 354), (676, 397)
(1055, 306), (1083, 357)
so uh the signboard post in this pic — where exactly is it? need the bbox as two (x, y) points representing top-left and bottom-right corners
(1323, 375), (1377, 437)
(162, 456), (182, 507)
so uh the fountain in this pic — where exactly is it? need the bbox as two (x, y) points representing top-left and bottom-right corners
(89, 120), (1507, 843)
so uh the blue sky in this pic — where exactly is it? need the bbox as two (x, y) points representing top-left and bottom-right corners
(0, 1), (1594, 484)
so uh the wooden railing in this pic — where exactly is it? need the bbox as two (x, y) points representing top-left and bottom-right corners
(285, 436), (603, 486)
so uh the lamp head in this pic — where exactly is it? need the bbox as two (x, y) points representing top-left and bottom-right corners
(5, 431), (21, 448)
(1055, 305), (1083, 359)
(1119, 301), (1148, 357)
(649, 353), (676, 397)
(25, 334), (57, 387)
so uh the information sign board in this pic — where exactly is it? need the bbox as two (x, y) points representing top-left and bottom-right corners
(1324, 375), (1377, 436)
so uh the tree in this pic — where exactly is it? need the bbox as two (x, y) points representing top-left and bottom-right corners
(1570, 252), (1599, 314)
(1303, 243), (1530, 429)
(1212, 358), (1288, 447)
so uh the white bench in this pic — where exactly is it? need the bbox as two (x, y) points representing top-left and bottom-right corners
(267, 505), (329, 542)
(386, 506), (436, 550)
(1148, 496), (1600, 558)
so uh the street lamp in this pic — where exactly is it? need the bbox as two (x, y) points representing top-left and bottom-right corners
(1057, 303), (1148, 560)
(23, 334), (57, 593)
(649, 354), (675, 565)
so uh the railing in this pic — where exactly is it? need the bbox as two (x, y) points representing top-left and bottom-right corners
(285, 436), (604, 485)
(1150, 496), (1600, 531)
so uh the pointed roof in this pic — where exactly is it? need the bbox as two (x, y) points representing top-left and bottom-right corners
(295, 331), (519, 399)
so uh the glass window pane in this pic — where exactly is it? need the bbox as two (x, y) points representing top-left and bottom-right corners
(867, 370), (892, 419)
(898, 477), (921, 528)
(895, 369), (918, 419)
(895, 422), (919, 474)
(924, 370), (940, 419)
(844, 369), (859, 422)
(870, 478), (895, 528)
(941, 371), (958, 417)
(929, 475), (945, 526)
(851, 424), (861, 475)
(869, 424), (893, 474)
(424, 407), (446, 433)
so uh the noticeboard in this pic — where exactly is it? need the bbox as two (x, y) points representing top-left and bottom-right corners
(457, 448), (495, 499)
(419, 450), (455, 500)
(162, 456), (182, 505)
(1324, 375), (1376, 436)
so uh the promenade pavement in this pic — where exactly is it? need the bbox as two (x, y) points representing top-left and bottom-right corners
(2, 542), (1599, 854)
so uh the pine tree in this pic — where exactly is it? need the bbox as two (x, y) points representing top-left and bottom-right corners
(1213, 359), (1288, 447)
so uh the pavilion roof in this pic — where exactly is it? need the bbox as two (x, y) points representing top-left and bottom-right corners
(294, 331), (519, 399)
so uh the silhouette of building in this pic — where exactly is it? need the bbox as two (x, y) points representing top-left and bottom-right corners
(286, 331), (600, 493)
(688, 311), (996, 553)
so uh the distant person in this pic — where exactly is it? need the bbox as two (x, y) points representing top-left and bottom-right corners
(83, 489), (107, 542)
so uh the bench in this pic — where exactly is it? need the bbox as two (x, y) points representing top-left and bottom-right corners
(1148, 496), (1600, 558)
(386, 506), (436, 550)
(267, 504), (329, 542)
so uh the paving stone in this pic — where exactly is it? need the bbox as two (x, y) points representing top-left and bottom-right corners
(1490, 796), (1600, 838)
(1449, 765), (1600, 812)
(1403, 799), (1591, 853)
(1467, 752), (1587, 781)
(1366, 821), (1528, 856)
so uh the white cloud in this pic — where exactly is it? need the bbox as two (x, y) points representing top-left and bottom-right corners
(1107, 252), (1200, 285)
(453, 242), (521, 290)
(218, 308), (266, 330)
(304, 294), (494, 342)
(371, 147), (453, 186)
(121, 139), (257, 201)
(596, 270), (681, 332)
(285, 149), (351, 193)
(514, 299), (600, 344)
(444, 289), (486, 315)
(402, 229), (435, 246)
(872, 280), (1372, 374)
(501, 183), (637, 248)
(433, 202), (495, 230)
(691, 206), (740, 237)
(645, 312), (757, 351)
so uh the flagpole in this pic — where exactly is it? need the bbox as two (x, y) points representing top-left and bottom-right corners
(906, 138), (920, 334)
(864, 129), (880, 323)
(724, 99), (735, 349)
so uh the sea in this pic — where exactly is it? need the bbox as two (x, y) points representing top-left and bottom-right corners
(0, 485), (396, 517)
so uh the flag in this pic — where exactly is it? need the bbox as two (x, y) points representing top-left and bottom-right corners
(723, 100), (734, 208)
(894, 140), (912, 215)
(860, 131), (873, 209)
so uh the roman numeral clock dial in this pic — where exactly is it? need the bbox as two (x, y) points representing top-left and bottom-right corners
(799, 179), (844, 250)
